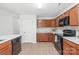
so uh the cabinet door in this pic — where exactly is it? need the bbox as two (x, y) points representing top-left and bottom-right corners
(0, 46), (11, 55)
(37, 20), (52, 27)
(69, 6), (78, 26)
(37, 33), (54, 42)
(48, 33), (53, 42)
(63, 39), (78, 55)
(45, 20), (51, 27)
(37, 33), (49, 42)
(70, 47), (77, 55)
(55, 17), (59, 27)
(60, 14), (64, 19)
(64, 11), (69, 17)
(51, 20), (56, 27)
(63, 43), (70, 55)
(77, 50), (79, 55)
(37, 20), (46, 27)
(51, 34), (55, 43)
(76, 45), (79, 55)
(0, 41), (12, 55)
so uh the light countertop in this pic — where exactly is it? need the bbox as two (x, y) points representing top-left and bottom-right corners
(51, 31), (79, 45)
(0, 34), (21, 44)
(63, 37), (79, 44)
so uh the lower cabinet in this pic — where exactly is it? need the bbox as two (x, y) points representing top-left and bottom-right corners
(0, 41), (12, 55)
(37, 33), (54, 42)
(63, 39), (79, 55)
(63, 43), (70, 55)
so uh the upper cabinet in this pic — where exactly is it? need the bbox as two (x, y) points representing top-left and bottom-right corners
(69, 5), (78, 26)
(60, 14), (64, 19)
(64, 11), (69, 17)
(51, 19), (56, 27)
(55, 5), (79, 27)
(37, 19), (56, 28)
(37, 5), (79, 28)
(37, 20), (47, 27)
(55, 17), (59, 27)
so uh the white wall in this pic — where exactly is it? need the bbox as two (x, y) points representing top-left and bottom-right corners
(0, 13), (13, 35)
(19, 15), (36, 43)
(0, 15), (13, 35)
(13, 16), (20, 34)
(0, 9), (19, 35)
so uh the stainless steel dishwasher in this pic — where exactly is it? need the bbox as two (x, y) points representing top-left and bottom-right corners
(11, 36), (21, 55)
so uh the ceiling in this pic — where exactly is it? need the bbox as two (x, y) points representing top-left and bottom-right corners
(0, 3), (73, 18)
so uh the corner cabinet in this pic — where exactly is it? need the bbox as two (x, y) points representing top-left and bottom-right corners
(0, 41), (12, 55)
(69, 5), (78, 26)
(63, 39), (79, 55)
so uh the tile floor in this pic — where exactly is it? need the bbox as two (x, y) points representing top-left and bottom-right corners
(19, 42), (59, 55)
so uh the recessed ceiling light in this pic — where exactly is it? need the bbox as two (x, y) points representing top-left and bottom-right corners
(35, 3), (43, 9)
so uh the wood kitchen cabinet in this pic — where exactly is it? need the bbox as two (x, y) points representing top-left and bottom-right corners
(55, 4), (79, 27)
(48, 33), (55, 42)
(69, 5), (78, 26)
(64, 11), (69, 17)
(55, 17), (59, 27)
(37, 20), (46, 27)
(37, 19), (56, 27)
(76, 44), (79, 55)
(51, 33), (55, 43)
(0, 41), (12, 55)
(37, 33), (54, 42)
(37, 33), (49, 42)
(37, 20), (50, 27)
(63, 39), (79, 55)
(63, 42), (70, 55)
(60, 14), (64, 19)
(51, 19), (56, 27)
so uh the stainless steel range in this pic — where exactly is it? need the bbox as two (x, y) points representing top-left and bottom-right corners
(54, 34), (63, 55)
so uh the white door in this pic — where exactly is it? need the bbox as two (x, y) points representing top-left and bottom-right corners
(19, 15), (36, 43)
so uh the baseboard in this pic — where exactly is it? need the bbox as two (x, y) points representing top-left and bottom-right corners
(21, 41), (37, 44)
